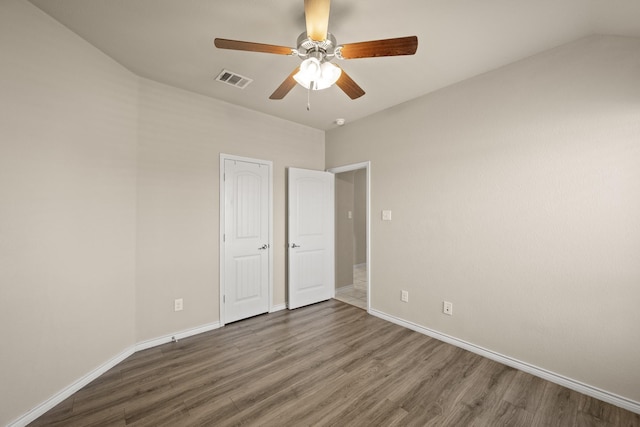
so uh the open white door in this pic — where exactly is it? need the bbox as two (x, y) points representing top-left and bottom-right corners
(288, 168), (334, 309)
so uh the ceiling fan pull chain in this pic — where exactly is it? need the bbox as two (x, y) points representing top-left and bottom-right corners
(307, 84), (312, 111)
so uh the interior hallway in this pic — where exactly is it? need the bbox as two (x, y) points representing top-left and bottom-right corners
(334, 264), (367, 310)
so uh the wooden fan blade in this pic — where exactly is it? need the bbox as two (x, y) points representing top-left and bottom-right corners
(339, 36), (418, 59)
(304, 0), (331, 41)
(214, 38), (293, 55)
(335, 67), (365, 100)
(269, 66), (301, 100)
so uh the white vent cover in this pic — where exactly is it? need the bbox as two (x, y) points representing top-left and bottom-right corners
(216, 69), (253, 89)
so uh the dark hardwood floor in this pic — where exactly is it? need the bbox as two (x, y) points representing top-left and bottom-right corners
(29, 300), (639, 426)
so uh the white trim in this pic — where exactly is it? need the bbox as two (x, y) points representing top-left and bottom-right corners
(327, 161), (371, 313)
(269, 303), (287, 313)
(369, 308), (640, 415)
(365, 164), (371, 314)
(328, 161), (369, 174)
(219, 154), (274, 327)
(219, 155), (225, 326)
(135, 321), (221, 352)
(8, 346), (135, 427)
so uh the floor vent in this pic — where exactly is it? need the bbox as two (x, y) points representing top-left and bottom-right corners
(216, 69), (253, 89)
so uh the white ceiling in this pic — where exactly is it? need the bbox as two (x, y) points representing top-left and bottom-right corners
(28, 0), (640, 130)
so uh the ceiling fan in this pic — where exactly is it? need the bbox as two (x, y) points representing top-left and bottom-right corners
(214, 0), (418, 101)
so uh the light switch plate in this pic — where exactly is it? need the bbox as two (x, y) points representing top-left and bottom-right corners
(401, 290), (409, 302)
(382, 210), (392, 221)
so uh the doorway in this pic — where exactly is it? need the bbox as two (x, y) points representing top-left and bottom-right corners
(328, 162), (370, 311)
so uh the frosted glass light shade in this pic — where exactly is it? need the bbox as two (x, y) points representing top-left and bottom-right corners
(294, 61), (342, 91)
(298, 57), (322, 81)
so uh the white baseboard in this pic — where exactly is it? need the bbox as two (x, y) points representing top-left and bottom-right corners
(369, 308), (640, 415)
(270, 303), (287, 313)
(9, 321), (221, 427)
(9, 346), (135, 427)
(135, 321), (221, 352)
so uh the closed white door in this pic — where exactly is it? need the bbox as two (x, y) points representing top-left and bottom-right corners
(288, 168), (334, 309)
(223, 159), (270, 323)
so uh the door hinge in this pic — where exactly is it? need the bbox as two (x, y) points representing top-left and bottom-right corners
(223, 233), (226, 242)
(223, 295), (226, 303)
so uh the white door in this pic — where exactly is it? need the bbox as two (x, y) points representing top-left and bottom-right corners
(223, 158), (270, 323)
(288, 168), (334, 309)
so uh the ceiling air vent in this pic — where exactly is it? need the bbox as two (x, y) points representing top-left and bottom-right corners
(216, 69), (253, 89)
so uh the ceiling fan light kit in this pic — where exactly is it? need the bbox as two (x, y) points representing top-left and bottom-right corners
(294, 60), (341, 90)
(214, 0), (418, 103)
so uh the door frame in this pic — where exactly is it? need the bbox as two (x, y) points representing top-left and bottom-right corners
(219, 153), (273, 326)
(327, 161), (371, 312)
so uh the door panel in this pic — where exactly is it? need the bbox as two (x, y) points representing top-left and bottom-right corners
(234, 255), (262, 300)
(288, 168), (334, 309)
(224, 159), (269, 323)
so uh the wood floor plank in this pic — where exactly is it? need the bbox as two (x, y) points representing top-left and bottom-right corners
(531, 381), (580, 426)
(502, 369), (548, 414)
(398, 401), (447, 427)
(579, 392), (626, 425)
(439, 360), (518, 425)
(226, 347), (336, 411)
(28, 299), (639, 426)
(620, 409), (640, 427)
(282, 358), (395, 426)
(390, 346), (483, 413)
(26, 396), (76, 427)
(222, 361), (348, 425)
(31, 406), (125, 427)
(477, 399), (535, 426)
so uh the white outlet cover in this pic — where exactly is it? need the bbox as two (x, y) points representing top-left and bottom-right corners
(443, 301), (453, 315)
(382, 210), (392, 221)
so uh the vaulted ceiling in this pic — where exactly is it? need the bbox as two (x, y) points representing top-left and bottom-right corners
(29, 0), (640, 130)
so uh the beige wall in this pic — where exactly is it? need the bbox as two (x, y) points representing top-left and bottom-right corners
(135, 78), (324, 341)
(0, 0), (324, 424)
(326, 36), (640, 403)
(0, 0), (137, 424)
(335, 171), (355, 288)
(353, 169), (367, 265)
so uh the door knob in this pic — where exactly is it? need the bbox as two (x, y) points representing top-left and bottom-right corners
(258, 244), (268, 250)
(291, 243), (301, 248)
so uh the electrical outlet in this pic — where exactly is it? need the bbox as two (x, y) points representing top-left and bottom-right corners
(443, 301), (453, 315)
(401, 290), (409, 303)
(174, 298), (183, 312)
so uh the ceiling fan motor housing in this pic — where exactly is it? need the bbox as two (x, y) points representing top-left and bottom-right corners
(296, 32), (338, 62)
